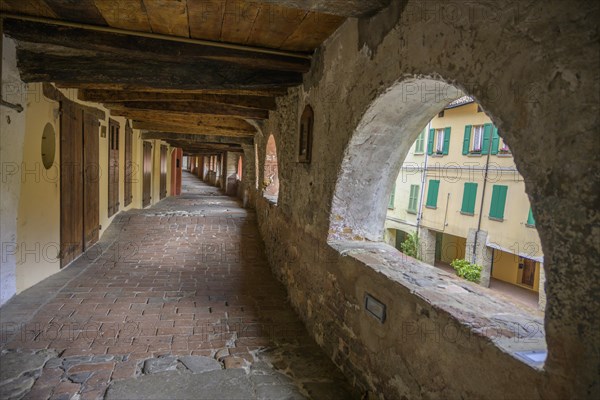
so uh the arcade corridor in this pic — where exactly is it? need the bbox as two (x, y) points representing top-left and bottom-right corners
(0, 172), (353, 400)
(1, 1), (598, 398)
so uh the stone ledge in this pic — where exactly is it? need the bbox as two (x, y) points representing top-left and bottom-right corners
(328, 239), (547, 369)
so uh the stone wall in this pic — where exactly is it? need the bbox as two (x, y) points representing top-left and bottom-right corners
(248, 1), (599, 398)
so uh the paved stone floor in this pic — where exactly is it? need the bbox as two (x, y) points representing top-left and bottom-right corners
(0, 172), (355, 400)
(434, 261), (541, 312)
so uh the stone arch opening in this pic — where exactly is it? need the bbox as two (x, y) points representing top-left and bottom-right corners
(328, 77), (550, 366)
(330, 78), (466, 241)
(263, 134), (280, 203)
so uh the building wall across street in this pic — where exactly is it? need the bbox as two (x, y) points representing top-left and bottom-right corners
(387, 99), (544, 298)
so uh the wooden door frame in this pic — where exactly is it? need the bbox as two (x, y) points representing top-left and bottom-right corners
(107, 118), (120, 217)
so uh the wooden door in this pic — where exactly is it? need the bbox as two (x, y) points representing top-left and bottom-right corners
(142, 141), (152, 207)
(170, 148), (182, 196)
(83, 111), (100, 249)
(190, 156), (196, 175)
(160, 145), (168, 199)
(522, 259), (536, 286)
(60, 102), (84, 268)
(124, 121), (133, 207)
(108, 119), (120, 217)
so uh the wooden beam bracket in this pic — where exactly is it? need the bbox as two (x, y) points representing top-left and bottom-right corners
(0, 99), (24, 112)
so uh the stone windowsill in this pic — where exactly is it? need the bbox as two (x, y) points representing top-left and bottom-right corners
(327, 239), (547, 370)
(263, 194), (279, 206)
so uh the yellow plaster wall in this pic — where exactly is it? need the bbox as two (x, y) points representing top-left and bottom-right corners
(491, 248), (520, 284)
(15, 85), (172, 293)
(440, 234), (466, 263)
(16, 83), (61, 292)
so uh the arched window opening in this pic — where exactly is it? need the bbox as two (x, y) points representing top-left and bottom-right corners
(263, 135), (279, 203)
(329, 79), (546, 369)
(237, 155), (243, 180)
(254, 143), (259, 189)
(299, 104), (314, 163)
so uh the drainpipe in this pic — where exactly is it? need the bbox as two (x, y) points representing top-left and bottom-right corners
(415, 121), (431, 237)
(471, 129), (493, 261)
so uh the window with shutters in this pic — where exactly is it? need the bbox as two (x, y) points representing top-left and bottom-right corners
(428, 127), (451, 156)
(463, 123), (500, 156)
(471, 125), (484, 153)
(526, 207), (535, 227)
(425, 179), (440, 208)
(435, 129), (444, 153)
(499, 137), (511, 154)
(414, 130), (425, 154)
(407, 184), (419, 214)
(388, 182), (396, 209)
(460, 182), (478, 215)
(489, 185), (508, 220)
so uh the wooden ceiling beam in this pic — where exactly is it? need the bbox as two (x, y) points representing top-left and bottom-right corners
(14, 48), (302, 90)
(256, 0), (391, 17)
(132, 121), (255, 138)
(142, 131), (253, 146)
(78, 90), (278, 110)
(168, 143), (243, 152)
(3, 19), (311, 73)
(61, 84), (288, 97)
(106, 101), (269, 120)
(117, 111), (254, 131)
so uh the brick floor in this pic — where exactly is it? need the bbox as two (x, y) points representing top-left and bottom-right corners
(0, 172), (354, 400)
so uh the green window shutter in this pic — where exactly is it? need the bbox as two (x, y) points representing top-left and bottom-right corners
(527, 207), (535, 226)
(462, 125), (472, 155)
(461, 182), (478, 215)
(481, 123), (493, 155)
(415, 130), (424, 153)
(442, 127), (451, 155)
(408, 184), (419, 212)
(427, 128), (435, 155)
(388, 182), (396, 209)
(426, 180), (440, 208)
(491, 126), (500, 155)
(489, 185), (508, 219)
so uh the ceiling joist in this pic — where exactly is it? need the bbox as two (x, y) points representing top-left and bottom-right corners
(78, 90), (277, 110)
(106, 101), (269, 120)
(256, 0), (391, 17)
(132, 121), (255, 138)
(142, 131), (253, 146)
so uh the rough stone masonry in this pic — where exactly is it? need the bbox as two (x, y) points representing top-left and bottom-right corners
(245, 1), (599, 399)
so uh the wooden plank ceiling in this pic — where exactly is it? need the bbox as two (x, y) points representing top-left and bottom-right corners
(1, 0), (389, 155)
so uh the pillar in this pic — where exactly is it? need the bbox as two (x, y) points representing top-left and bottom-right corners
(538, 263), (547, 310)
(418, 228), (437, 266)
(465, 228), (493, 287)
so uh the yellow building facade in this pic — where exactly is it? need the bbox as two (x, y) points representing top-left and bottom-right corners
(386, 99), (545, 307)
